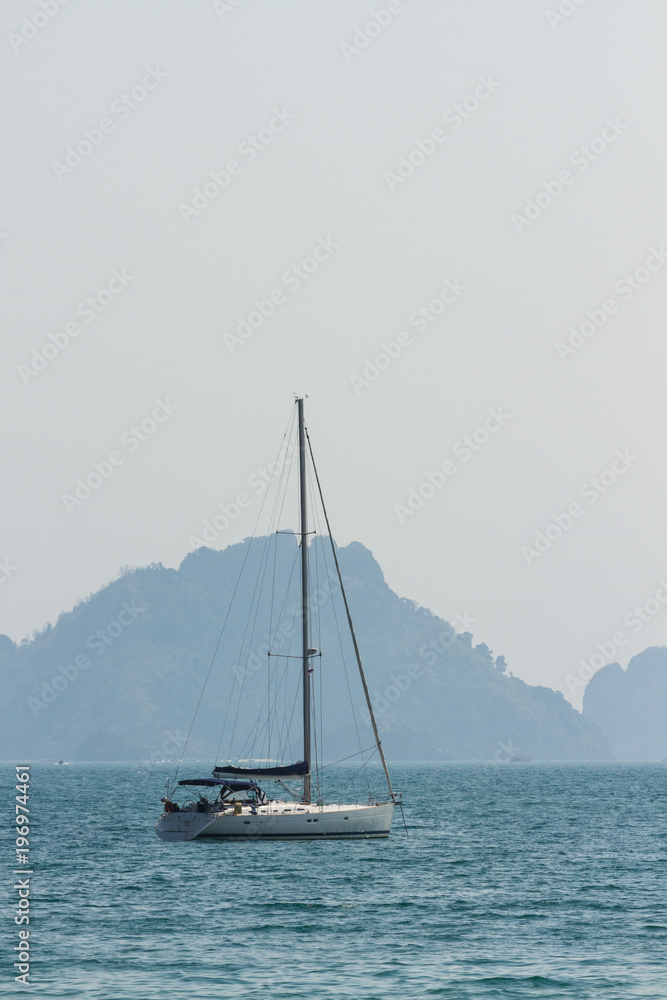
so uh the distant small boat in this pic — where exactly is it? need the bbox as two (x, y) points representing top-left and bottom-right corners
(510, 755), (531, 763)
(56, 759), (67, 765)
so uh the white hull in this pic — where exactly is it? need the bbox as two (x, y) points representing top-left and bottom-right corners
(156, 800), (394, 842)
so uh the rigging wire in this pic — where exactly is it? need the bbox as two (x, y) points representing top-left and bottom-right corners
(225, 532), (274, 757)
(308, 465), (322, 795)
(305, 426), (395, 800)
(308, 476), (331, 799)
(267, 538), (301, 761)
(202, 405), (295, 768)
(275, 631), (299, 762)
(318, 745), (379, 770)
(171, 532), (259, 788)
(233, 570), (300, 763)
(237, 543), (300, 763)
(224, 411), (298, 760)
(324, 550), (372, 799)
(268, 521), (279, 762)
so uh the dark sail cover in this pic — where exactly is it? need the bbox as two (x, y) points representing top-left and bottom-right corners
(212, 760), (308, 779)
(178, 778), (260, 791)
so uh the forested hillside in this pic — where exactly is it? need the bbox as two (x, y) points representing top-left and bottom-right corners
(0, 538), (610, 762)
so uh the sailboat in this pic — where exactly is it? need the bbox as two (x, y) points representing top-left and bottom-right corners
(155, 398), (398, 841)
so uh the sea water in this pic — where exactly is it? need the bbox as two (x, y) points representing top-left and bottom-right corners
(1, 762), (666, 999)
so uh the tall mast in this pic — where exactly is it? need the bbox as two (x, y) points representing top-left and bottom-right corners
(297, 397), (312, 804)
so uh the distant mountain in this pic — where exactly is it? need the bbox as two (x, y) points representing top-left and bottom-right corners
(583, 647), (667, 760)
(0, 539), (610, 762)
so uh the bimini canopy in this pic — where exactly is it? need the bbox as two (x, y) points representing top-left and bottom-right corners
(212, 761), (308, 780)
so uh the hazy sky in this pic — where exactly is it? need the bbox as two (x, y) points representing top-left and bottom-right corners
(2, 0), (666, 709)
